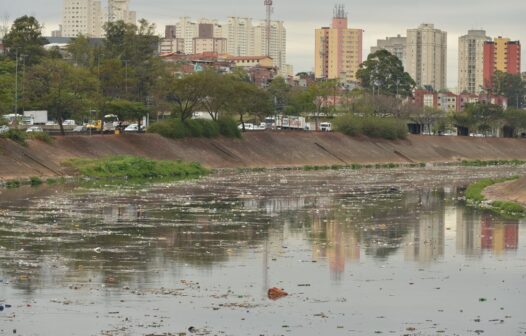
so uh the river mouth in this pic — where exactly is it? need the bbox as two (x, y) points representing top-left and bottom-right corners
(1, 166), (526, 336)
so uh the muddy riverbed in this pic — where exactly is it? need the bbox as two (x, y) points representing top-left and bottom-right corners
(1, 166), (526, 336)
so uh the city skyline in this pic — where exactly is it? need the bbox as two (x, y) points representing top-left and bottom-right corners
(2, 0), (525, 88)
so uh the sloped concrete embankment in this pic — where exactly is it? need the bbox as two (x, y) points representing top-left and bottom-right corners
(483, 176), (526, 207)
(1, 132), (526, 180)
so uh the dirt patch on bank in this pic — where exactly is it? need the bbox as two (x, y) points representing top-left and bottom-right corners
(483, 176), (526, 206)
(1, 132), (526, 180)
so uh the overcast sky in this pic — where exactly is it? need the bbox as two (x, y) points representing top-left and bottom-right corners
(3, 0), (525, 88)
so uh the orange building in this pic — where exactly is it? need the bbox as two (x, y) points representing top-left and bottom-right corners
(483, 37), (521, 89)
(314, 5), (363, 82)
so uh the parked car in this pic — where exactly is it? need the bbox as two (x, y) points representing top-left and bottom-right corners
(238, 123), (254, 131)
(0, 125), (9, 134)
(63, 119), (76, 126)
(26, 126), (44, 133)
(124, 124), (145, 132)
(46, 121), (57, 126)
(73, 125), (87, 132)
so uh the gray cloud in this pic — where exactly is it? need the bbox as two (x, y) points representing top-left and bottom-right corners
(3, 0), (525, 88)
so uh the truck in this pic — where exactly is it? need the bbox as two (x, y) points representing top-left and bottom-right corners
(265, 115), (308, 131)
(24, 111), (48, 125)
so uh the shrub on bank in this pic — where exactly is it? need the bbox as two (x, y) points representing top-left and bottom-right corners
(1, 129), (27, 145)
(334, 115), (407, 140)
(148, 118), (241, 139)
(66, 156), (209, 180)
(27, 132), (53, 144)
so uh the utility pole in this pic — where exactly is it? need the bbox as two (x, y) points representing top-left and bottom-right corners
(14, 49), (18, 115)
(123, 60), (129, 96)
(264, 0), (273, 57)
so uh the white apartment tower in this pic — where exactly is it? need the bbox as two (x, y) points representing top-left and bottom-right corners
(62, 0), (103, 38)
(108, 0), (136, 24)
(406, 24), (447, 90)
(176, 17), (198, 54)
(254, 21), (287, 76)
(458, 30), (491, 94)
(371, 35), (407, 69)
(223, 17), (255, 56)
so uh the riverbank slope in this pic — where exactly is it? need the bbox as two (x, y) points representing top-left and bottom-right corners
(483, 176), (526, 207)
(1, 132), (526, 179)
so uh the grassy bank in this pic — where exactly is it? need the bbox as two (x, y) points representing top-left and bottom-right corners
(65, 156), (209, 180)
(0, 129), (53, 146)
(465, 177), (525, 217)
(148, 118), (241, 139)
(334, 115), (408, 140)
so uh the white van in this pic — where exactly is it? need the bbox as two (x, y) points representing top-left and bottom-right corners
(320, 122), (332, 132)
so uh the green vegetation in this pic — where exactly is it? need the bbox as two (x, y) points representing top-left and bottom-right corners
(1, 129), (27, 145)
(27, 132), (53, 144)
(66, 156), (209, 180)
(461, 160), (526, 167)
(148, 118), (241, 139)
(465, 177), (525, 217)
(334, 114), (407, 140)
(29, 176), (43, 186)
(356, 49), (416, 97)
(1, 129), (53, 145)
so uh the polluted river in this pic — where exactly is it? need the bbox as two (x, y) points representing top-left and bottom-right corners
(0, 165), (526, 336)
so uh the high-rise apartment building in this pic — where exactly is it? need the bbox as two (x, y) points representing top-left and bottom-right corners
(108, 0), (136, 24)
(62, 0), (103, 38)
(458, 30), (490, 94)
(193, 22), (227, 54)
(406, 23), (447, 90)
(370, 35), (407, 68)
(175, 17), (198, 54)
(253, 21), (287, 76)
(223, 17), (255, 56)
(314, 5), (363, 82)
(483, 37), (521, 89)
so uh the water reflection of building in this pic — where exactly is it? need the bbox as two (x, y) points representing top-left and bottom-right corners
(243, 196), (332, 215)
(456, 207), (483, 257)
(404, 191), (445, 263)
(456, 211), (519, 256)
(481, 215), (519, 254)
(102, 205), (145, 223)
(311, 216), (360, 280)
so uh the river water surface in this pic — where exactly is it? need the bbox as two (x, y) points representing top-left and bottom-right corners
(1, 166), (526, 336)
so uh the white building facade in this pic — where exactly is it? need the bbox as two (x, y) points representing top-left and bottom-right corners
(406, 23), (447, 90)
(458, 30), (490, 94)
(62, 0), (103, 38)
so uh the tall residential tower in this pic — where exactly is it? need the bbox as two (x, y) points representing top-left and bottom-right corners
(314, 4), (363, 82)
(406, 23), (447, 90)
(62, 0), (103, 38)
(483, 37), (521, 89)
(458, 30), (490, 94)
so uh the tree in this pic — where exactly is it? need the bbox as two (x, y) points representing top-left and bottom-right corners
(309, 80), (339, 130)
(356, 49), (415, 97)
(165, 72), (207, 122)
(268, 76), (290, 114)
(105, 99), (149, 131)
(199, 70), (234, 120)
(228, 80), (272, 131)
(67, 35), (94, 67)
(2, 16), (48, 65)
(465, 103), (504, 135)
(502, 109), (526, 137)
(0, 59), (15, 115)
(491, 71), (525, 109)
(23, 59), (100, 134)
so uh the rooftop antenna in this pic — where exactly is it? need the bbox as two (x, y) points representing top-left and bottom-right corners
(264, 0), (273, 57)
(333, 3), (347, 19)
